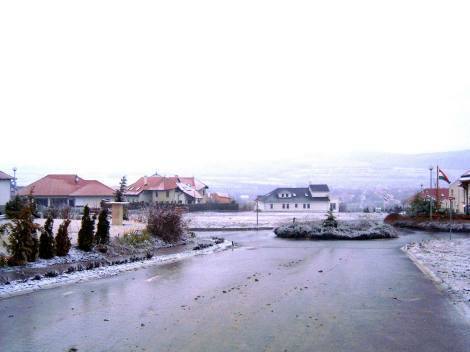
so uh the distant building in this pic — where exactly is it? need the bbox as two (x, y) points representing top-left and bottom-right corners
(257, 184), (338, 212)
(450, 170), (470, 214)
(0, 171), (13, 211)
(125, 176), (208, 204)
(19, 174), (114, 208)
(406, 188), (450, 210)
(210, 192), (233, 204)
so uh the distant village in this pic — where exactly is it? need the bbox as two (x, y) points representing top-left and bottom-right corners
(0, 167), (469, 216)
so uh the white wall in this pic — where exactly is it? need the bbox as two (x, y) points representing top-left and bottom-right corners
(259, 201), (330, 212)
(75, 196), (109, 208)
(0, 180), (11, 206)
(310, 191), (329, 198)
(449, 183), (465, 213)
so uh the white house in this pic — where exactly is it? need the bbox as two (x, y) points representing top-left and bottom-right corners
(449, 169), (470, 214)
(0, 171), (13, 212)
(18, 174), (115, 208)
(257, 184), (338, 212)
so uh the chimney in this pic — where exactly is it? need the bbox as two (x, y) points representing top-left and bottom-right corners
(143, 175), (148, 186)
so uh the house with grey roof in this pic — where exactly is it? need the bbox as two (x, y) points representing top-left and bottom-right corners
(256, 184), (338, 213)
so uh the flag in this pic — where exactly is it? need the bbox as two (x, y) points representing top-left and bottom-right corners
(437, 167), (451, 184)
(383, 192), (393, 201)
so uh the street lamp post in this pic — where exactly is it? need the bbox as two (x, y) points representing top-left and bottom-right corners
(256, 199), (259, 230)
(449, 196), (454, 240)
(429, 166), (433, 221)
(12, 167), (17, 197)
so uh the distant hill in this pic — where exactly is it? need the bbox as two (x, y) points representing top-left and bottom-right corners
(204, 150), (470, 203)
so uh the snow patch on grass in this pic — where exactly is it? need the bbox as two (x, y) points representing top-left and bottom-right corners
(404, 238), (470, 308)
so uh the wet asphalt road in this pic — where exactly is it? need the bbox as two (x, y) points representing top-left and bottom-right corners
(0, 230), (469, 352)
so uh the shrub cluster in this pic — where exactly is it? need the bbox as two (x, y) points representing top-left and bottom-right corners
(117, 229), (152, 247)
(1, 203), (111, 266)
(146, 206), (186, 243)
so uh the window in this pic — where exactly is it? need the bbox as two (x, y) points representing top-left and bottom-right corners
(295, 204), (298, 208)
(270, 204), (273, 209)
(286, 204), (290, 209)
(307, 204), (310, 209)
(282, 204), (285, 209)
(303, 204), (306, 209)
(166, 191), (170, 198)
(330, 203), (336, 210)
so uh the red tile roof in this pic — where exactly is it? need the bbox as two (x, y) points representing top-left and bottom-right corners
(18, 174), (114, 197)
(0, 171), (13, 180)
(419, 188), (449, 200)
(210, 192), (232, 204)
(126, 176), (207, 195)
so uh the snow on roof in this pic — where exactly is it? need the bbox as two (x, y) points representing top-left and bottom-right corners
(0, 171), (13, 180)
(177, 182), (203, 199)
(126, 176), (207, 195)
(461, 169), (470, 181)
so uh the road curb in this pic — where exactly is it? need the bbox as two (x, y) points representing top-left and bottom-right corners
(401, 247), (443, 286)
(402, 245), (470, 321)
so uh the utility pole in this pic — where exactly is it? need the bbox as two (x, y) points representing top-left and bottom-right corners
(12, 167), (17, 197)
(256, 199), (259, 230)
(429, 165), (433, 221)
(449, 196), (454, 240)
(436, 166), (440, 211)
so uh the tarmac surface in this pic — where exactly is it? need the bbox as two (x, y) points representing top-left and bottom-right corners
(0, 229), (469, 352)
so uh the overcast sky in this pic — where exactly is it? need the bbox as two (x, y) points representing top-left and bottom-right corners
(1, 1), (469, 184)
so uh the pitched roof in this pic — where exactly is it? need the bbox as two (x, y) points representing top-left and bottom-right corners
(419, 188), (449, 200)
(0, 171), (13, 180)
(258, 186), (330, 203)
(126, 176), (207, 196)
(18, 174), (114, 197)
(461, 169), (470, 182)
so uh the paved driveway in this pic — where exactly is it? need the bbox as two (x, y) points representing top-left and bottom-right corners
(0, 230), (468, 352)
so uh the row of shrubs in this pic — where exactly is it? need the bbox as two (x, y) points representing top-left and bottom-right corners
(1, 198), (188, 266)
(0, 197), (111, 266)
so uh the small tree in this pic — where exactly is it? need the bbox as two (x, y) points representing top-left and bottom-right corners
(95, 207), (110, 245)
(322, 209), (338, 228)
(55, 219), (72, 256)
(115, 176), (129, 220)
(115, 176), (127, 202)
(5, 195), (27, 219)
(39, 216), (55, 259)
(0, 198), (39, 265)
(78, 205), (95, 251)
(407, 193), (430, 217)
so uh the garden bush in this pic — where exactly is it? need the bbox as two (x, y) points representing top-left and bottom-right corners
(146, 206), (186, 243)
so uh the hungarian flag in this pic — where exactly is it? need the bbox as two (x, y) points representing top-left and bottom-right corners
(438, 167), (451, 184)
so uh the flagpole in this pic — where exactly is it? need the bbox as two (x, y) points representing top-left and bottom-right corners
(436, 166), (438, 210)
(429, 166), (433, 221)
